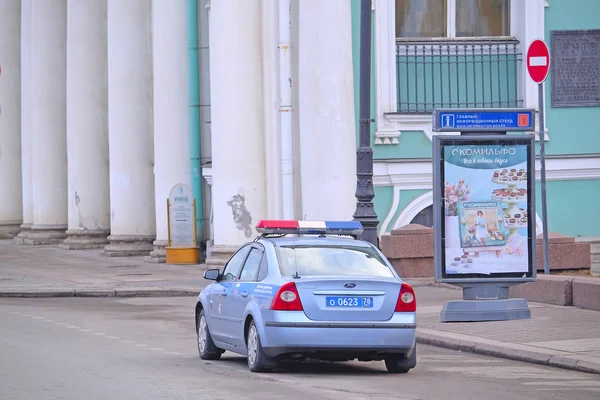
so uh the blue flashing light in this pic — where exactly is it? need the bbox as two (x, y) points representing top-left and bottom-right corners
(324, 221), (364, 234)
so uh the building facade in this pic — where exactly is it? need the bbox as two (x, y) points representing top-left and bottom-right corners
(0, 0), (598, 266)
(367, 0), (600, 242)
(0, 0), (360, 265)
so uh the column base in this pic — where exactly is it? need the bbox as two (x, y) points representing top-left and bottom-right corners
(14, 224), (32, 244)
(104, 234), (155, 257)
(60, 229), (110, 250)
(147, 240), (168, 263)
(0, 222), (23, 239)
(24, 225), (68, 246)
(205, 244), (240, 267)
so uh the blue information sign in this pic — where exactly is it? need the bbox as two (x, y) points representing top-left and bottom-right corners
(432, 108), (536, 132)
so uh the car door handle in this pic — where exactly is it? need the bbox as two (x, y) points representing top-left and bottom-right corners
(221, 289), (227, 296)
(240, 291), (249, 298)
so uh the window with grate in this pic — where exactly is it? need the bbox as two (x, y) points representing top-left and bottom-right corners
(395, 0), (511, 39)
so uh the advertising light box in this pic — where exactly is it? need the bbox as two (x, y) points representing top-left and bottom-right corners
(433, 135), (536, 283)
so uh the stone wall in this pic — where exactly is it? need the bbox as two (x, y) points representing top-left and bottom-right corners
(381, 224), (591, 278)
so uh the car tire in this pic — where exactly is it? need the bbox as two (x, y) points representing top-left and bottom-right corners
(246, 320), (276, 372)
(384, 345), (417, 373)
(197, 309), (222, 360)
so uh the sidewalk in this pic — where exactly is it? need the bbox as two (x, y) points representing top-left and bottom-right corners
(0, 240), (206, 297)
(1, 239), (599, 375)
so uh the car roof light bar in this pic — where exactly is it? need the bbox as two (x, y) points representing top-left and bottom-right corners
(255, 220), (364, 237)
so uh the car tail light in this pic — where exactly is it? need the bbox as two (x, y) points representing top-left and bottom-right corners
(394, 283), (416, 312)
(271, 282), (303, 311)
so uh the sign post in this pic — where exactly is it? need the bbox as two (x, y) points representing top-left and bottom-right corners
(166, 183), (200, 264)
(432, 108), (537, 322)
(527, 39), (551, 275)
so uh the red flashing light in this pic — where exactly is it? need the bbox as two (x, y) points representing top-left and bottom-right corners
(394, 283), (416, 312)
(256, 220), (299, 230)
(270, 282), (304, 311)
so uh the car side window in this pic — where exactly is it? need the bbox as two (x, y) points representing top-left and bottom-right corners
(256, 254), (268, 281)
(221, 246), (250, 282)
(239, 248), (263, 282)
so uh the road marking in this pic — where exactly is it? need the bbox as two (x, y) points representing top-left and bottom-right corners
(523, 381), (600, 387)
(32, 316), (44, 320)
(93, 332), (107, 336)
(122, 340), (135, 344)
(135, 343), (148, 347)
(149, 347), (164, 351)
(66, 325), (79, 329)
(164, 351), (182, 356)
(77, 329), (91, 333)
(106, 336), (120, 340)
(55, 322), (69, 326)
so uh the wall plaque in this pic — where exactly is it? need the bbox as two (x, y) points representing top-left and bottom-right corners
(167, 183), (196, 247)
(551, 29), (600, 107)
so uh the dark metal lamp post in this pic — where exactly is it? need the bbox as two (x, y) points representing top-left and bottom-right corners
(353, 0), (380, 247)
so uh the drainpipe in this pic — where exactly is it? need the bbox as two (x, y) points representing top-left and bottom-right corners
(188, 0), (204, 245)
(279, 0), (294, 219)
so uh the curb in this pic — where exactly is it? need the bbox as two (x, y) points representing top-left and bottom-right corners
(0, 288), (200, 298)
(416, 328), (600, 375)
(404, 278), (462, 291)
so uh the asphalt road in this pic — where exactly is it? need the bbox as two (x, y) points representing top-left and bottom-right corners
(0, 297), (598, 400)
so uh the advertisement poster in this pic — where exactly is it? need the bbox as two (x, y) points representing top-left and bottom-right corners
(442, 143), (532, 276)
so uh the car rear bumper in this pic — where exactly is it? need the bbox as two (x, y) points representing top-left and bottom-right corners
(260, 311), (416, 358)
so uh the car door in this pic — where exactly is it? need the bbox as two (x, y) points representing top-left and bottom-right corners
(227, 246), (264, 347)
(208, 245), (250, 344)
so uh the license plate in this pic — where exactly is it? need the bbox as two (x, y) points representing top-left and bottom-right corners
(325, 296), (373, 308)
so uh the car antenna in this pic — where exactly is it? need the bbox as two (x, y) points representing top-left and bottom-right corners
(292, 215), (305, 279)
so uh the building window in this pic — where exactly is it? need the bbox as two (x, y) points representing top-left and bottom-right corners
(410, 205), (434, 227)
(396, 0), (510, 39)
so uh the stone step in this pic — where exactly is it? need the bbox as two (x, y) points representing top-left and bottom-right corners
(592, 254), (600, 264)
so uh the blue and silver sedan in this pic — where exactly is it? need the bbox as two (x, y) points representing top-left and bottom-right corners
(195, 220), (417, 373)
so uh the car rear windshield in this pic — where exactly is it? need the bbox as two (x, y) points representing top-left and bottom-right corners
(275, 245), (394, 277)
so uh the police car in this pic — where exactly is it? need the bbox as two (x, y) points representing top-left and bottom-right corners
(195, 220), (417, 373)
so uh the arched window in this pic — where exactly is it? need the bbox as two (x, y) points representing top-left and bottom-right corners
(409, 205), (434, 227)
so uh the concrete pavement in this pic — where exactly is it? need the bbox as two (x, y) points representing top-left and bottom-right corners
(1, 239), (599, 376)
(2, 296), (599, 399)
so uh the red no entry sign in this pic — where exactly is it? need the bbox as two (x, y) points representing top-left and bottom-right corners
(526, 39), (550, 84)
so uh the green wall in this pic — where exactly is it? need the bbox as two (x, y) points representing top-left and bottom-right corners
(535, 179), (600, 237)
(373, 186), (393, 234)
(350, 0), (600, 238)
(543, 0), (600, 156)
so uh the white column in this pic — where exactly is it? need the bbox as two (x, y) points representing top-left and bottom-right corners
(297, 0), (357, 221)
(150, 0), (191, 262)
(104, 0), (155, 256)
(0, 0), (23, 239)
(207, 0), (267, 265)
(28, 0), (68, 245)
(62, 0), (110, 249)
(15, 0), (32, 244)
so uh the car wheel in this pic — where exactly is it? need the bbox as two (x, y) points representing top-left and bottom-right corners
(246, 320), (276, 372)
(197, 309), (222, 360)
(384, 346), (417, 373)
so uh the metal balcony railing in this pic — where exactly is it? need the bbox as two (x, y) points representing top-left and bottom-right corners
(395, 38), (523, 113)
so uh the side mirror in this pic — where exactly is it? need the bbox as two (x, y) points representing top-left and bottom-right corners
(203, 268), (220, 281)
